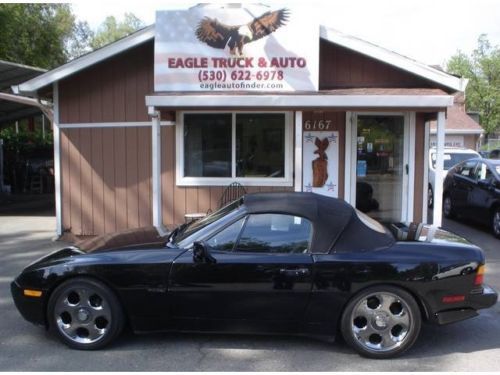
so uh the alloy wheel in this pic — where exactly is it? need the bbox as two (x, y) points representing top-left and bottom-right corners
(349, 292), (413, 353)
(443, 196), (452, 217)
(493, 210), (500, 238)
(53, 286), (112, 344)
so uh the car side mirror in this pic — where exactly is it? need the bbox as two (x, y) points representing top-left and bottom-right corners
(193, 241), (216, 264)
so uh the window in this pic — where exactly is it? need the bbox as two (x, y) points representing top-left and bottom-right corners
(458, 161), (478, 179)
(431, 152), (479, 170)
(177, 112), (292, 186)
(475, 163), (493, 181)
(206, 218), (245, 251)
(236, 214), (312, 254)
(184, 114), (232, 177)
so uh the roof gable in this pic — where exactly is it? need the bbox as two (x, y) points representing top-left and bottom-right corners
(14, 23), (465, 95)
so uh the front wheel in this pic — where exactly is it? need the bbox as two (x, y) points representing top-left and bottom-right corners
(492, 207), (500, 239)
(340, 286), (421, 359)
(47, 277), (124, 350)
(428, 185), (434, 208)
(443, 194), (455, 219)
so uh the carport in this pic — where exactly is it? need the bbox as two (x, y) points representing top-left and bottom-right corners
(0, 60), (54, 211)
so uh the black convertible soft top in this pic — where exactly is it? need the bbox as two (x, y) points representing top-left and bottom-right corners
(241, 192), (394, 253)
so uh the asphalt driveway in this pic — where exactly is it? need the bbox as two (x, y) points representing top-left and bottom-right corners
(0, 214), (499, 371)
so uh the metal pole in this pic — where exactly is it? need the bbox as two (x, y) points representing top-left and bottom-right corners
(433, 111), (446, 227)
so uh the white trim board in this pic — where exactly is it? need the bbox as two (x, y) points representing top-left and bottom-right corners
(146, 95), (453, 108)
(53, 82), (62, 236)
(14, 26), (155, 95)
(59, 121), (175, 129)
(320, 26), (467, 92)
(429, 129), (483, 135)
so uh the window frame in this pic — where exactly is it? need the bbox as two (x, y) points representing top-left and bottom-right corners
(176, 111), (293, 186)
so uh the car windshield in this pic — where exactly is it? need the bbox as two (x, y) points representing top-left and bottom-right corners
(431, 152), (478, 170)
(172, 199), (242, 244)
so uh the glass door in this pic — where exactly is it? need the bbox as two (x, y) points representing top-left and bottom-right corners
(355, 115), (406, 223)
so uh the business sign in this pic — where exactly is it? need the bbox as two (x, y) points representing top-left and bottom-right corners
(302, 125), (339, 198)
(155, 5), (319, 91)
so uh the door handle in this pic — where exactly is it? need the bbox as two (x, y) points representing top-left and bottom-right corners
(279, 268), (310, 277)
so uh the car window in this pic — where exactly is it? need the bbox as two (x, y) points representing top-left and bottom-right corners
(475, 163), (493, 181)
(458, 160), (478, 179)
(235, 214), (312, 254)
(431, 152), (479, 170)
(206, 218), (245, 251)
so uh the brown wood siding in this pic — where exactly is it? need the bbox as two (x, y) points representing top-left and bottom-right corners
(59, 42), (154, 124)
(160, 126), (294, 227)
(302, 111), (346, 199)
(61, 127), (152, 235)
(319, 39), (438, 90)
(413, 113), (426, 222)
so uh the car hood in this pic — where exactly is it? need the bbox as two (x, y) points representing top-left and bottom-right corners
(75, 226), (167, 253)
(23, 227), (180, 272)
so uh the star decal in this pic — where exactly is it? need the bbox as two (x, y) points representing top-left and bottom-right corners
(327, 133), (337, 143)
(304, 133), (315, 143)
(326, 181), (336, 192)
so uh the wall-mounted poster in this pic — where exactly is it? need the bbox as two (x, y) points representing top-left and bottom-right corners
(155, 4), (319, 92)
(303, 130), (339, 198)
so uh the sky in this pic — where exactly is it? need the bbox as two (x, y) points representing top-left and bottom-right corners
(70, 0), (500, 67)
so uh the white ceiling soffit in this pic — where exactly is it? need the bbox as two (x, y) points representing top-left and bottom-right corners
(320, 25), (467, 92)
(13, 25), (155, 96)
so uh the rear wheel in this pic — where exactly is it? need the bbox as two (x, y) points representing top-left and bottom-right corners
(47, 278), (124, 350)
(443, 194), (455, 219)
(492, 207), (500, 239)
(340, 286), (421, 359)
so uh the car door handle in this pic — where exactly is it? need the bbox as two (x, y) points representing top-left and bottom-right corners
(279, 268), (310, 277)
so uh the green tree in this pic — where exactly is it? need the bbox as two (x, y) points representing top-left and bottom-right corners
(67, 21), (94, 60)
(447, 35), (500, 135)
(0, 4), (75, 69)
(90, 13), (145, 49)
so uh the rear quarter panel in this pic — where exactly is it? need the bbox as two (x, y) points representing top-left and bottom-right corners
(304, 242), (484, 335)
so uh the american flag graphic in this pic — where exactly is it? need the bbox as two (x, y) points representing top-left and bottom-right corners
(154, 6), (319, 92)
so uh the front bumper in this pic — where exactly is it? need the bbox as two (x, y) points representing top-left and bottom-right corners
(11, 280), (47, 327)
(434, 284), (498, 325)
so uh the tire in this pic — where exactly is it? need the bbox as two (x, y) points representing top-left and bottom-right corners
(492, 207), (500, 239)
(428, 185), (434, 208)
(47, 277), (124, 350)
(340, 285), (421, 359)
(443, 194), (455, 219)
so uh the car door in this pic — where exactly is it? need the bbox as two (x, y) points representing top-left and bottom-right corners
(167, 213), (314, 332)
(468, 162), (495, 223)
(450, 160), (478, 214)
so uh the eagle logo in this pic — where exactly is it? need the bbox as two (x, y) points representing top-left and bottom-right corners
(195, 9), (289, 56)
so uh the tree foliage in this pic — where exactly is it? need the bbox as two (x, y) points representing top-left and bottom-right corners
(447, 35), (500, 134)
(0, 5), (144, 68)
(0, 4), (75, 69)
(90, 13), (145, 50)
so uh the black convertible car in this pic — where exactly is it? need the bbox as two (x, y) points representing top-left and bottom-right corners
(11, 192), (497, 358)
